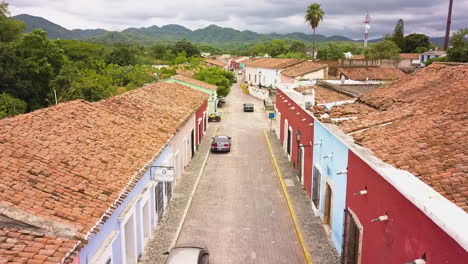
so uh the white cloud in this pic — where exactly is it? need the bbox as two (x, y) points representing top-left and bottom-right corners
(8, 0), (468, 38)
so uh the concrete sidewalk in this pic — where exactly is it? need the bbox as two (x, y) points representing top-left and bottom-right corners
(266, 131), (341, 264)
(139, 125), (218, 264)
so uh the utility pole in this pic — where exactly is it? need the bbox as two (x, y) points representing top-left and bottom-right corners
(444, 0), (454, 50)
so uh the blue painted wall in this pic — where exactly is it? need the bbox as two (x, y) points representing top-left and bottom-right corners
(312, 121), (348, 255)
(80, 145), (172, 264)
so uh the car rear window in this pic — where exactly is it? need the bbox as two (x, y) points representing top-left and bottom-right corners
(215, 137), (229, 143)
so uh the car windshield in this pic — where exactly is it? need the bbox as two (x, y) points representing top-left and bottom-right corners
(166, 247), (201, 263)
(245, 104), (254, 107)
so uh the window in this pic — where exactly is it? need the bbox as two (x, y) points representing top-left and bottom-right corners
(312, 166), (321, 208)
(249, 74), (251, 81)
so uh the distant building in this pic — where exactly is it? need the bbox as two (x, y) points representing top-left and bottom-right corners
(337, 67), (407, 83)
(419, 50), (447, 66)
(204, 58), (228, 69)
(280, 61), (329, 84)
(166, 75), (219, 114)
(243, 58), (303, 87)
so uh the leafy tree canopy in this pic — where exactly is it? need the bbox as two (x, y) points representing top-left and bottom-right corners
(391, 19), (405, 50)
(105, 45), (137, 66)
(403, 33), (430, 53)
(174, 39), (200, 57)
(0, 1), (25, 42)
(0, 92), (27, 118)
(194, 67), (234, 97)
(365, 40), (400, 59)
(289, 41), (306, 53)
(447, 28), (468, 62)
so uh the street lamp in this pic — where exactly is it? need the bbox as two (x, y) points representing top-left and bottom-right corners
(259, 71), (262, 88)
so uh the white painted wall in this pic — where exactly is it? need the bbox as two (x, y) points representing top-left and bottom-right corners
(248, 86), (269, 100)
(294, 69), (326, 83)
(170, 115), (195, 180)
(245, 66), (282, 87)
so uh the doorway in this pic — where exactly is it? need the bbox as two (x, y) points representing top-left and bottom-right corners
(191, 129), (195, 157)
(343, 209), (363, 264)
(123, 215), (136, 264)
(323, 182), (333, 228)
(287, 128), (292, 156)
(298, 147), (303, 182)
(154, 182), (164, 223)
(312, 166), (321, 209)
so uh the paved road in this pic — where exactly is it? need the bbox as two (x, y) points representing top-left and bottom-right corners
(177, 79), (305, 264)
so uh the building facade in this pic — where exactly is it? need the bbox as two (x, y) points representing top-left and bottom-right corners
(274, 64), (468, 262)
(166, 75), (218, 114)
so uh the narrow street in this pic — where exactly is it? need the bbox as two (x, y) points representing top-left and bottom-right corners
(176, 78), (305, 263)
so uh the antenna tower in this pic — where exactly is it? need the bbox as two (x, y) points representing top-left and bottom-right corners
(364, 13), (371, 48)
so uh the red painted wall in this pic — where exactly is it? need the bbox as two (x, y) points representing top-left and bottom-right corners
(275, 90), (314, 197)
(195, 101), (208, 147)
(346, 152), (468, 263)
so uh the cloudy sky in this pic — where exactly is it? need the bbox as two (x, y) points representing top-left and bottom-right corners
(8, 0), (468, 39)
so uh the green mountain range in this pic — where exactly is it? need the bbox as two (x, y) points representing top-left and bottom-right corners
(13, 14), (354, 45)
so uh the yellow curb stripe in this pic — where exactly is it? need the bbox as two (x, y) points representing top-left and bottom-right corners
(264, 131), (313, 264)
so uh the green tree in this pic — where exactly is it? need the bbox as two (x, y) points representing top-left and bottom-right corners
(173, 51), (188, 65)
(55, 39), (106, 62)
(194, 67), (234, 97)
(62, 69), (115, 102)
(391, 19), (405, 50)
(365, 40), (400, 59)
(289, 41), (306, 54)
(277, 52), (309, 59)
(0, 92), (27, 119)
(173, 39), (200, 57)
(317, 43), (345, 60)
(305, 3), (324, 60)
(425, 56), (448, 66)
(403, 33), (430, 53)
(124, 65), (156, 90)
(14, 29), (66, 110)
(447, 28), (468, 62)
(105, 45), (136, 66)
(414, 46), (429, 53)
(0, 1), (25, 42)
(150, 44), (168, 60)
(268, 39), (288, 57)
(249, 43), (267, 56)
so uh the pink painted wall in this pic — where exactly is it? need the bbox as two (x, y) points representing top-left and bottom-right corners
(281, 74), (295, 84)
(346, 151), (468, 263)
(275, 90), (314, 197)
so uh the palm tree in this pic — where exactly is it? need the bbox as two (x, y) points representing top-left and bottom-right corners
(305, 3), (324, 60)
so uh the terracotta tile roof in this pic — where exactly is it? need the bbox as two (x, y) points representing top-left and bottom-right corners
(319, 64), (468, 211)
(281, 61), (328, 78)
(204, 59), (227, 67)
(171, 75), (218, 91)
(350, 54), (365, 60)
(399, 53), (420, 60)
(244, 58), (304, 69)
(338, 67), (407, 81)
(0, 227), (78, 264)
(294, 86), (352, 104)
(176, 69), (195, 78)
(0, 82), (208, 261)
